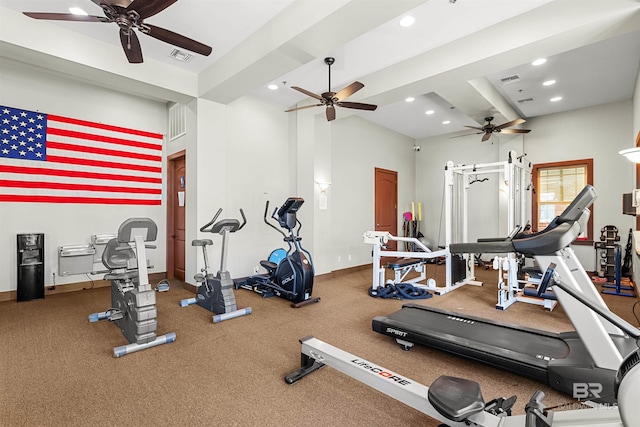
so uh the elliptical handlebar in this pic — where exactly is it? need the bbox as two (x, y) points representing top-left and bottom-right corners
(264, 201), (288, 239)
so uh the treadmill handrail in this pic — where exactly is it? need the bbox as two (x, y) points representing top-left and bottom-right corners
(551, 280), (640, 340)
(450, 222), (578, 256)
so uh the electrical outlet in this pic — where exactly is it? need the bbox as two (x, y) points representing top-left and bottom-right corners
(348, 254), (352, 261)
(51, 268), (56, 277)
(253, 266), (259, 274)
(337, 256), (342, 262)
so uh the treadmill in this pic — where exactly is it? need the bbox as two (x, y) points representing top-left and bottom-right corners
(372, 185), (638, 403)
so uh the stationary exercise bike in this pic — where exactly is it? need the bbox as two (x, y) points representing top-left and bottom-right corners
(235, 197), (320, 308)
(180, 208), (252, 323)
(89, 218), (176, 357)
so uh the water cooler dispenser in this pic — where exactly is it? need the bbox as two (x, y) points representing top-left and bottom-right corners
(17, 233), (45, 302)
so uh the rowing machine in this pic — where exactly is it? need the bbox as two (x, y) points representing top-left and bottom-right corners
(285, 335), (639, 426)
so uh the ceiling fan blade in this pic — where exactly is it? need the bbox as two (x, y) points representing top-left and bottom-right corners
(291, 86), (323, 101)
(143, 24), (212, 56)
(337, 101), (378, 111)
(449, 133), (481, 139)
(284, 104), (322, 113)
(326, 105), (336, 121)
(128, 0), (177, 20)
(120, 29), (143, 63)
(334, 81), (364, 101)
(481, 132), (492, 142)
(23, 12), (108, 22)
(499, 129), (531, 134)
(464, 125), (485, 131)
(495, 118), (526, 131)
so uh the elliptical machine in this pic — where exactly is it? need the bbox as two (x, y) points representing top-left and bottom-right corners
(236, 197), (320, 308)
(180, 208), (252, 323)
(89, 218), (176, 357)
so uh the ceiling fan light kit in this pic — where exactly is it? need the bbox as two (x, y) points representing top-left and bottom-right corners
(285, 57), (378, 122)
(23, 0), (212, 64)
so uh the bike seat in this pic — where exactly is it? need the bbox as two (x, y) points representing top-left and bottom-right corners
(192, 239), (213, 246)
(428, 375), (485, 422)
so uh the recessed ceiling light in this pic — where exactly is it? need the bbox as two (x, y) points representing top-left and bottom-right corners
(405, 97), (415, 103)
(399, 16), (415, 27)
(425, 110), (434, 115)
(268, 84), (278, 90)
(543, 80), (556, 86)
(442, 120), (450, 124)
(532, 58), (547, 66)
(550, 96), (563, 102)
(68, 7), (88, 15)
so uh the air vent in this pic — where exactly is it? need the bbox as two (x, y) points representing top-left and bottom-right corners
(168, 103), (186, 141)
(500, 74), (521, 84)
(517, 97), (535, 104)
(168, 49), (192, 62)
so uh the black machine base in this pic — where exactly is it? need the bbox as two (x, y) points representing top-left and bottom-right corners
(372, 303), (637, 403)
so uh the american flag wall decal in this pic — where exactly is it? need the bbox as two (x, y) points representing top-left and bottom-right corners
(0, 105), (163, 205)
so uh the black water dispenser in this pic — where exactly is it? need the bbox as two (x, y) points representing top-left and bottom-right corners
(17, 233), (45, 302)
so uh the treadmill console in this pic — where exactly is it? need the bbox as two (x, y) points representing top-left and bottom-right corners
(557, 185), (597, 223)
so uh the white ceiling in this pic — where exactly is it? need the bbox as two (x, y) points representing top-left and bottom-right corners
(1, 0), (639, 141)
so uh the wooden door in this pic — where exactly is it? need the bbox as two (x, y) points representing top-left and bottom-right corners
(167, 152), (186, 281)
(375, 167), (398, 251)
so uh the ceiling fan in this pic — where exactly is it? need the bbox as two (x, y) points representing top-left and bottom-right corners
(285, 57), (378, 122)
(463, 116), (531, 142)
(22, 0), (212, 64)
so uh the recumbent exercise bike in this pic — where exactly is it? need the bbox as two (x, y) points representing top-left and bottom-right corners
(235, 197), (320, 308)
(180, 208), (252, 323)
(89, 218), (176, 357)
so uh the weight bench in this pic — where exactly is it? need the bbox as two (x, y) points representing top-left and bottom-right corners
(386, 257), (426, 285)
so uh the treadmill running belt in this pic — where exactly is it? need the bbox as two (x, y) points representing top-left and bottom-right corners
(373, 303), (571, 381)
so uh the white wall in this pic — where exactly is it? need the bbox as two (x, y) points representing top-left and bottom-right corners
(331, 115), (416, 269)
(526, 100), (635, 270)
(210, 95), (294, 280)
(0, 59), (167, 293)
(415, 99), (635, 271)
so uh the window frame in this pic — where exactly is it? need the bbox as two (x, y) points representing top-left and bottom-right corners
(532, 158), (594, 246)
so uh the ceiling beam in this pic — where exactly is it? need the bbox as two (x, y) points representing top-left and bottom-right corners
(197, 0), (428, 104)
(342, 0), (640, 124)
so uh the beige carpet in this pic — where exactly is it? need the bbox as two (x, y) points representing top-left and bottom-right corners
(0, 266), (638, 427)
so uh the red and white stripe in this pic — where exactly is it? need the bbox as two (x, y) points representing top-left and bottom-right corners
(0, 113), (163, 205)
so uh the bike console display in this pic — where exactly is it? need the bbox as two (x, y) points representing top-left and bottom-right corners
(276, 197), (304, 230)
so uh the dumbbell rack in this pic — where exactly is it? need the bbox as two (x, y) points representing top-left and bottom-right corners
(595, 225), (620, 281)
(595, 225), (634, 297)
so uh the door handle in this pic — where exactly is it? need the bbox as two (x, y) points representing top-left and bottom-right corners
(171, 234), (176, 238)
